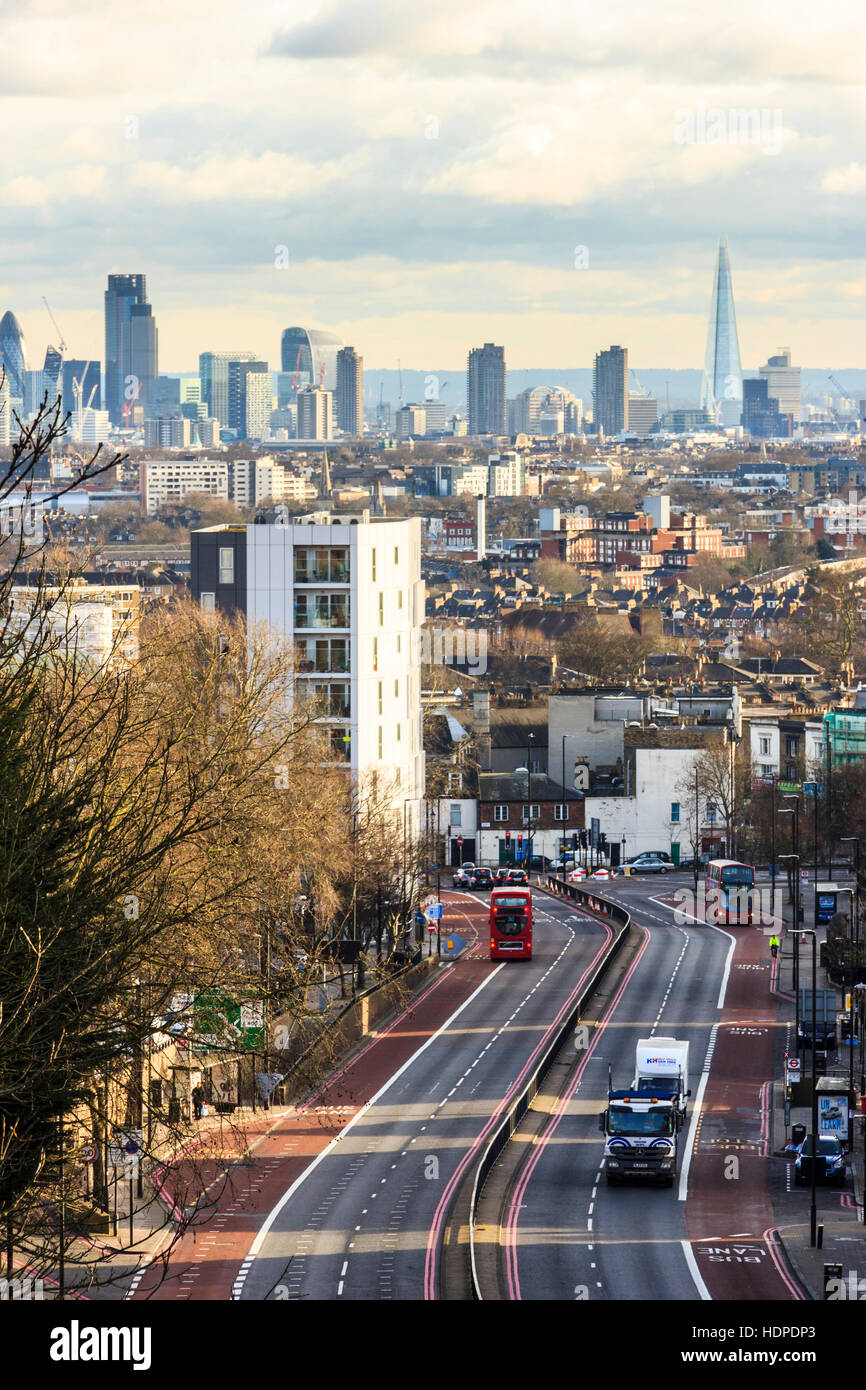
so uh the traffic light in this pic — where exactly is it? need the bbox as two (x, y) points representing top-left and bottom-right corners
(599, 833), (608, 851)
(505, 830), (511, 845)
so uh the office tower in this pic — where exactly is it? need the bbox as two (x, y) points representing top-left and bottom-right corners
(199, 351), (257, 428)
(0, 376), (10, 445)
(195, 418), (220, 448)
(297, 386), (333, 440)
(336, 346), (364, 435)
(280, 327), (343, 393)
(467, 342), (506, 435)
(593, 345), (629, 435)
(627, 395), (658, 437)
(700, 236), (742, 428)
(227, 359), (269, 437)
(143, 416), (193, 449)
(62, 360), (101, 415)
(0, 311), (29, 401)
(741, 378), (793, 438)
(190, 511), (425, 825)
(105, 274), (157, 423)
(180, 378), (202, 406)
(155, 375), (181, 408)
(43, 346), (63, 403)
(759, 349), (801, 423)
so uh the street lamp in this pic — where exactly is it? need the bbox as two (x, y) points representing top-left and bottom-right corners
(796, 929), (820, 1247)
(779, 853), (801, 1039)
(840, 837), (861, 952)
(516, 732), (536, 872)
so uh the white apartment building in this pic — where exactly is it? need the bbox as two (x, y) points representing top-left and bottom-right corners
(9, 583), (140, 669)
(487, 451), (526, 497)
(191, 511), (425, 826)
(297, 387), (333, 441)
(228, 458), (317, 508)
(140, 459), (229, 513)
(244, 371), (273, 441)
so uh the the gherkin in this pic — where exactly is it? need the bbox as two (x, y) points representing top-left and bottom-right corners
(700, 236), (742, 428)
(0, 310), (29, 401)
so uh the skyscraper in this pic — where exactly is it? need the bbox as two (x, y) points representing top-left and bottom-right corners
(759, 349), (800, 423)
(297, 386), (333, 440)
(0, 311), (29, 401)
(593, 345), (628, 435)
(104, 275), (157, 423)
(280, 327), (343, 394)
(467, 342), (506, 435)
(336, 346), (364, 435)
(227, 359), (269, 437)
(199, 352), (258, 428)
(701, 236), (742, 428)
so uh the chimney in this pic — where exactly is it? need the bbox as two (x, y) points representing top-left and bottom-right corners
(476, 494), (487, 561)
(473, 691), (492, 770)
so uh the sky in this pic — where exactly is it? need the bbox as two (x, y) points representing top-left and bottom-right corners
(1, 0), (864, 372)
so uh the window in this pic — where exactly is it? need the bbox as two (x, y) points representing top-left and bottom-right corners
(200, 592), (215, 611)
(450, 804), (462, 826)
(785, 736), (800, 757)
(759, 737), (771, 756)
(378, 727), (383, 759)
(329, 728), (351, 762)
(377, 681), (383, 716)
(294, 593), (349, 628)
(493, 805), (509, 822)
(371, 548), (376, 581)
(554, 804), (569, 822)
(218, 547), (234, 583)
(707, 802), (717, 823)
(396, 723), (401, 741)
(372, 637), (378, 672)
(394, 679), (399, 697)
(670, 802), (680, 823)
(396, 634), (401, 653)
(394, 546), (399, 564)
(312, 638), (348, 673)
(522, 803), (540, 823)
(397, 590), (403, 609)
(379, 593), (384, 626)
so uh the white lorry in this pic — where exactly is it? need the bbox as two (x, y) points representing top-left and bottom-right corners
(599, 1089), (681, 1187)
(632, 1037), (690, 1120)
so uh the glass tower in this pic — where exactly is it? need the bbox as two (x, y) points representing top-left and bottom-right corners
(0, 311), (29, 401)
(701, 236), (742, 428)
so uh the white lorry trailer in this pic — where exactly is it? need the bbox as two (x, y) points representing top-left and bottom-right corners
(632, 1037), (690, 1120)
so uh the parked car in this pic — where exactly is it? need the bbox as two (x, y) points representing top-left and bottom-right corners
(527, 854), (552, 872)
(468, 867), (494, 890)
(453, 863), (476, 888)
(794, 1135), (846, 1186)
(678, 854), (710, 871)
(506, 867), (529, 885)
(626, 853), (672, 874)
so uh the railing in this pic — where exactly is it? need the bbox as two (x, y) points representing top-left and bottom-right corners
(467, 875), (631, 1300)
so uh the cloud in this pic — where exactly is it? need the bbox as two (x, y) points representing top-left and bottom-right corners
(821, 162), (866, 195)
(130, 150), (367, 202)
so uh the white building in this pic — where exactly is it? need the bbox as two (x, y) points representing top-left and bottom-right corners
(395, 404), (427, 440)
(228, 458), (317, 508)
(297, 387), (333, 441)
(9, 583), (140, 669)
(487, 451), (525, 497)
(140, 459), (230, 513)
(245, 371), (273, 441)
(759, 349), (801, 423)
(190, 511), (425, 826)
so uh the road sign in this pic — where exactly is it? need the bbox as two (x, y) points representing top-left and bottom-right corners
(427, 924), (437, 934)
(428, 903), (443, 920)
(786, 1057), (801, 1084)
(415, 912), (427, 926)
(81, 1144), (96, 1164)
(800, 869), (809, 882)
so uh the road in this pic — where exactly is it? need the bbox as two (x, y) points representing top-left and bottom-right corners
(234, 887), (611, 1301)
(500, 873), (804, 1301)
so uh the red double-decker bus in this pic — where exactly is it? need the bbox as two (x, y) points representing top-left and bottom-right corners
(706, 859), (755, 924)
(489, 887), (533, 960)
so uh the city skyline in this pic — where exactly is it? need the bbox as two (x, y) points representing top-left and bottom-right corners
(0, 1), (863, 370)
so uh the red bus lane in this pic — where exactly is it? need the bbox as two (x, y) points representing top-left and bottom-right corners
(130, 892), (491, 1301)
(683, 922), (802, 1300)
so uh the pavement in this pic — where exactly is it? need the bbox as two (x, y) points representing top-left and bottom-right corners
(770, 932), (866, 1300)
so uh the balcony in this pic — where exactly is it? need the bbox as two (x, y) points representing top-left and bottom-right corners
(294, 596), (350, 630)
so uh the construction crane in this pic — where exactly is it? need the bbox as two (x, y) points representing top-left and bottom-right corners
(42, 296), (67, 355)
(630, 369), (647, 397)
(397, 359), (404, 405)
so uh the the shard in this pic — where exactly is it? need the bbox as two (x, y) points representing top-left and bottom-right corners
(700, 236), (742, 428)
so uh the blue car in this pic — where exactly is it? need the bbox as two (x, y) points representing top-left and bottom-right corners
(794, 1135), (845, 1186)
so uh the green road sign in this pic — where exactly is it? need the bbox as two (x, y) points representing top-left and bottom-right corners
(194, 988), (264, 1054)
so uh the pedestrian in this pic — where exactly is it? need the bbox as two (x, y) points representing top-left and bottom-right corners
(192, 1083), (205, 1121)
(769, 933), (780, 959)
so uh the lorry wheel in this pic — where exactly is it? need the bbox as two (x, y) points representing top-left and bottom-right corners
(606, 1174), (617, 1186)
(665, 1176), (674, 1188)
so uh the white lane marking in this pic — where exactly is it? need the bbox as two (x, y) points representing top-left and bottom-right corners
(235, 962), (506, 1294)
(681, 1240), (712, 1300)
(678, 1026), (716, 1202)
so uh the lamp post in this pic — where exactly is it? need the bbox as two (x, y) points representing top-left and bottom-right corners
(797, 928), (819, 1248)
(527, 732), (535, 870)
(779, 853), (801, 1040)
(770, 773), (777, 906)
(840, 836), (861, 953)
